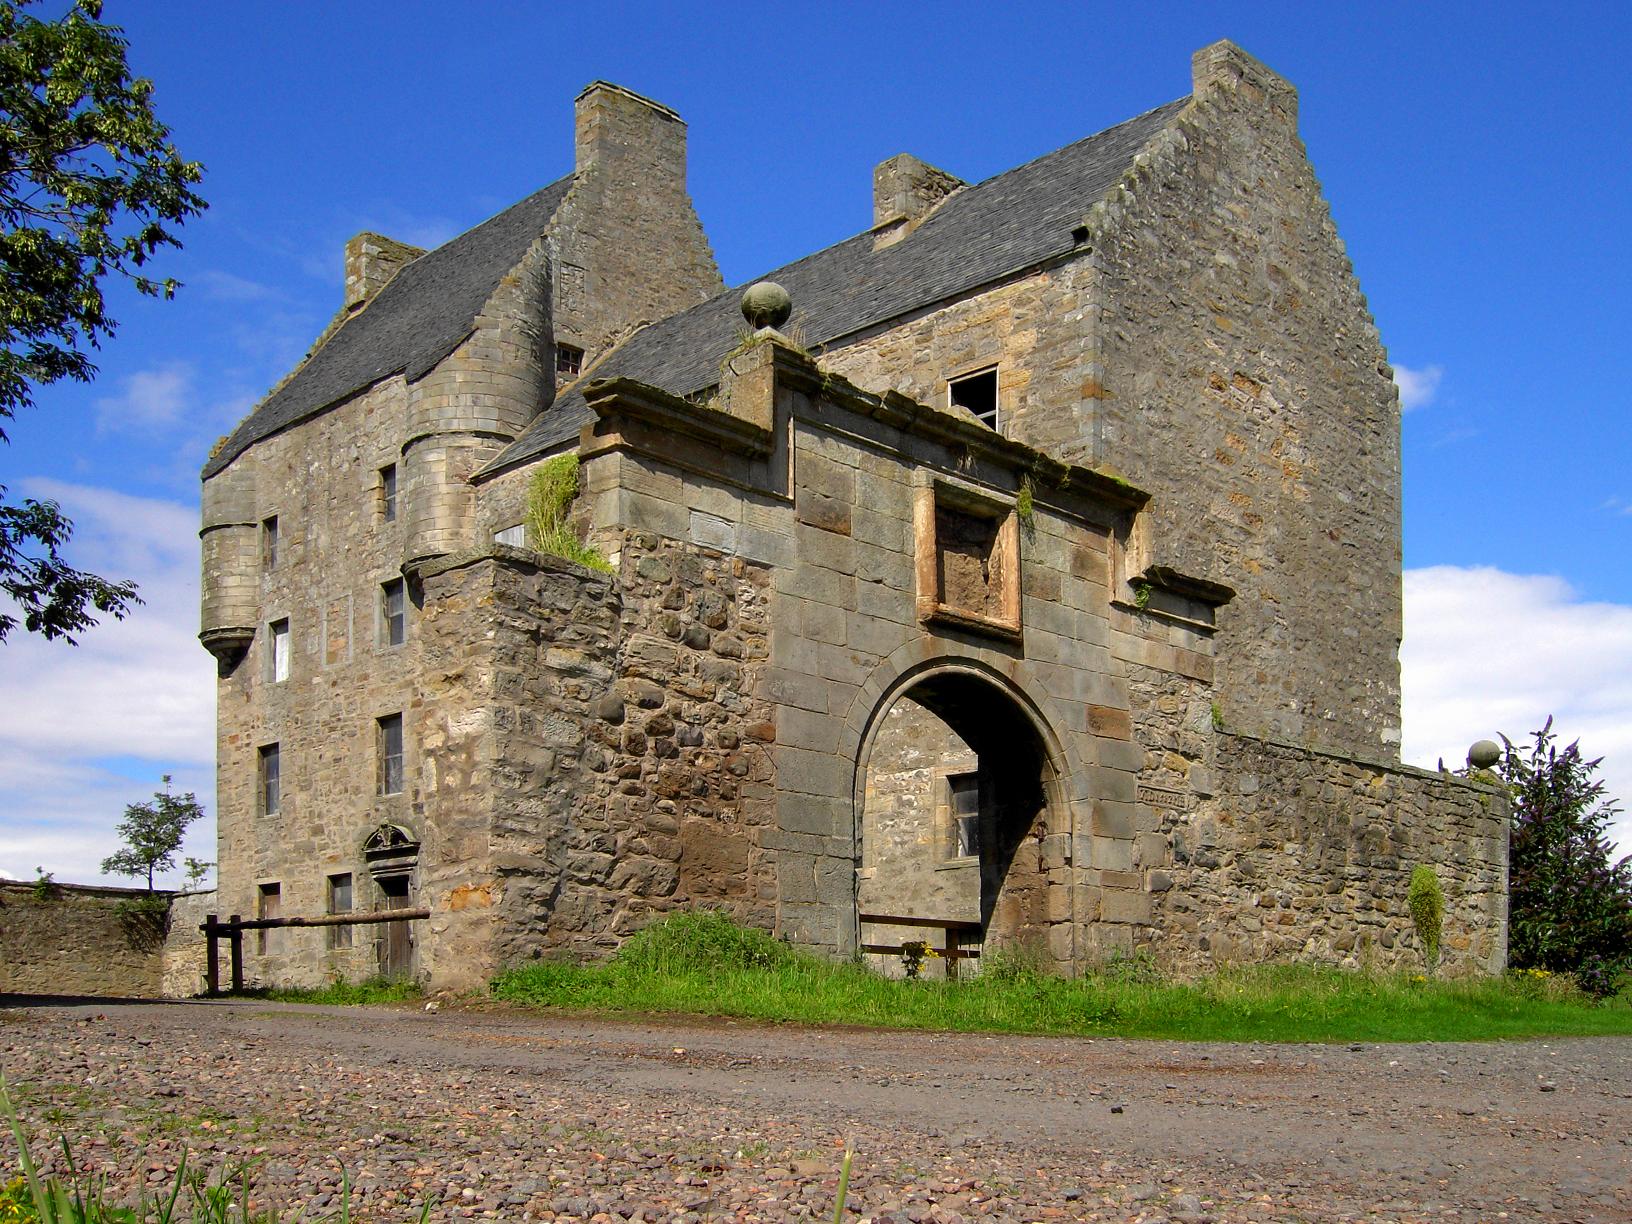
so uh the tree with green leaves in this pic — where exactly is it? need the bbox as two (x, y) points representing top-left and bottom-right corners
(100, 774), (204, 890)
(1498, 719), (1632, 996)
(0, 0), (204, 642)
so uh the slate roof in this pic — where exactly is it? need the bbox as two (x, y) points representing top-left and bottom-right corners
(482, 96), (1188, 475)
(203, 176), (576, 478)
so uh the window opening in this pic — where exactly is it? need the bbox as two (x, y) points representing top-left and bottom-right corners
(381, 579), (405, 647)
(493, 523), (525, 548)
(949, 367), (999, 431)
(556, 343), (583, 379)
(269, 618), (290, 682)
(258, 743), (281, 815)
(257, 882), (280, 955)
(947, 772), (980, 859)
(379, 464), (397, 522)
(378, 714), (404, 795)
(327, 872), (353, 949)
(261, 516), (279, 569)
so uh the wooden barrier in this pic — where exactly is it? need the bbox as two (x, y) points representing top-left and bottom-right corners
(200, 908), (430, 995)
(858, 912), (982, 980)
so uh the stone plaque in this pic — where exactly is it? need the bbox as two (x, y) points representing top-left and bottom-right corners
(1137, 784), (1193, 812)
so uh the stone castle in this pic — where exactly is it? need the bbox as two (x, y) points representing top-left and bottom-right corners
(200, 42), (1507, 990)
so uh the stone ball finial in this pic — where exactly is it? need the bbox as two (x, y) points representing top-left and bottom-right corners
(1468, 739), (1502, 770)
(740, 281), (792, 330)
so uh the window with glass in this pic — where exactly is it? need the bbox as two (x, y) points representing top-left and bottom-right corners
(378, 714), (404, 796)
(261, 516), (279, 569)
(258, 743), (281, 815)
(946, 772), (979, 860)
(327, 872), (353, 949)
(381, 579), (405, 647)
(380, 464), (397, 522)
(269, 618), (290, 682)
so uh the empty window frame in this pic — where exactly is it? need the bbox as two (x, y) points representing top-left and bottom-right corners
(257, 881), (280, 955)
(380, 578), (406, 647)
(327, 872), (353, 949)
(556, 343), (583, 379)
(946, 772), (980, 860)
(377, 714), (404, 796)
(493, 523), (526, 547)
(379, 464), (397, 523)
(261, 516), (280, 569)
(949, 367), (999, 431)
(269, 618), (290, 682)
(258, 743), (281, 815)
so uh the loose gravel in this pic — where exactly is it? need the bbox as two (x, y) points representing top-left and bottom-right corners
(2, 997), (1629, 1222)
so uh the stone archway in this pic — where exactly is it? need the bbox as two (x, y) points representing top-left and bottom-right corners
(852, 660), (1073, 972)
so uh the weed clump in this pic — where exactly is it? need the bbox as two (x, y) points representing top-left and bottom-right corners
(524, 454), (611, 573)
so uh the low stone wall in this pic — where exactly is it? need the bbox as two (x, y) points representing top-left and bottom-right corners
(0, 881), (170, 998)
(1150, 733), (1509, 974)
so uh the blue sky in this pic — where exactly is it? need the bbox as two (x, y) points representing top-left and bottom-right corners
(3, 0), (1630, 884)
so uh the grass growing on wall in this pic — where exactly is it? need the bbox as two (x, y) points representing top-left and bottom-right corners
(524, 454), (611, 573)
(490, 912), (1632, 1044)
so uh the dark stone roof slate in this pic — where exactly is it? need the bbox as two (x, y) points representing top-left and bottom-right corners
(203, 175), (575, 478)
(483, 97), (1187, 473)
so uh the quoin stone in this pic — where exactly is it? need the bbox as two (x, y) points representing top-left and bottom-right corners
(199, 44), (1508, 991)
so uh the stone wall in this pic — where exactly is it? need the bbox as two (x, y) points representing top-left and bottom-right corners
(414, 535), (775, 986)
(160, 890), (217, 998)
(1145, 732), (1508, 974)
(0, 882), (169, 998)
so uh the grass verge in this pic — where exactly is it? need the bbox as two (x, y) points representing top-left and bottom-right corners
(491, 912), (1632, 1043)
(258, 976), (420, 1006)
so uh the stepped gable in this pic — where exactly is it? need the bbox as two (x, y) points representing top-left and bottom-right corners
(203, 176), (575, 478)
(482, 97), (1188, 472)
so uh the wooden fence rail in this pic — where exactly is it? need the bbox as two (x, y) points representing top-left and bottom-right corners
(200, 909), (430, 996)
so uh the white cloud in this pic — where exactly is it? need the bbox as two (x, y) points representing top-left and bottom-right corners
(0, 480), (215, 886)
(195, 269), (281, 303)
(1401, 565), (1632, 857)
(95, 362), (195, 433)
(1394, 362), (1444, 411)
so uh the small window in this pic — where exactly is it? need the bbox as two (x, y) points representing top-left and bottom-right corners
(258, 743), (281, 815)
(494, 524), (526, 548)
(257, 881), (280, 955)
(556, 343), (583, 379)
(327, 872), (353, 949)
(378, 714), (404, 796)
(949, 367), (999, 431)
(947, 773), (980, 860)
(380, 579), (405, 647)
(269, 618), (290, 682)
(261, 516), (279, 569)
(379, 464), (397, 523)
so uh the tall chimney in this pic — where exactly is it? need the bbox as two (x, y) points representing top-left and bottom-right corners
(872, 154), (964, 250)
(574, 81), (687, 181)
(344, 232), (425, 312)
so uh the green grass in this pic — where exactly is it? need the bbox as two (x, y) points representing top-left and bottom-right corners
(258, 976), (421, 1006)
(490, 911), (1632, 1044)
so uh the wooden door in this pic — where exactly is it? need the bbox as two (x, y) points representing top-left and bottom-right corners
(375, 876), (414, 978)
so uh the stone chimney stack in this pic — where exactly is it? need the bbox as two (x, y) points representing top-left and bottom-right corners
(574, 81), (687, 181)
(344, 232), (425, 312)
(1191, 40), (1298, 125)
(872, 154), (964, 250)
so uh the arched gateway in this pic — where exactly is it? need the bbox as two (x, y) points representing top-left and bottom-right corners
(851, 659), (1077, 974)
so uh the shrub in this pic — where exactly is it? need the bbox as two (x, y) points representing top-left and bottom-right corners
(611, 910), (798, 978)
(524, 455), (611, 573)
(1499, 719), (1632, 996)
(1408, 864), (1445, 975)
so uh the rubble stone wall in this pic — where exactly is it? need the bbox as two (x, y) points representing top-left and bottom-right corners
(0, 882), (168, 998)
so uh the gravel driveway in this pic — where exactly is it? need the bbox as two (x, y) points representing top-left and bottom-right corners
(2, 997), (1628, 1222)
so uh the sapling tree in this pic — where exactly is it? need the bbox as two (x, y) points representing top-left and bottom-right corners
(100, 775), (204, 890)
(1498, 719), (1632, 995)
